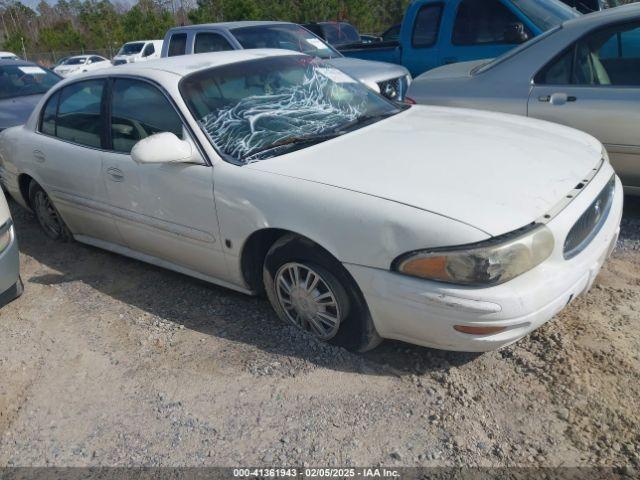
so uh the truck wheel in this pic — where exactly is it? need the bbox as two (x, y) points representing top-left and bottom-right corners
(263, 234), (381, 352)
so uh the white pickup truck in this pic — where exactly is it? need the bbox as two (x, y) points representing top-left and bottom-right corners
(161, 22), (411, 102)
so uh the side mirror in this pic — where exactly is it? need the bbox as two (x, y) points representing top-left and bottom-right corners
(504, 23), (530, 44)
(131, 132), (201, 164)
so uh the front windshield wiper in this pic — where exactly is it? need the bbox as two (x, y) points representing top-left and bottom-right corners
(241, 111), (401, 162)
(245, 131), (343, 159)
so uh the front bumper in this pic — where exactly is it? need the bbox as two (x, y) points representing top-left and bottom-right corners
(0, 221), (21, 308)
(345, 169), (624, 352)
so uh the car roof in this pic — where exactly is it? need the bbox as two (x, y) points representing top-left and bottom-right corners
(124, 39), (161, 44)
(0, 59), (38, 67)
(563, 3), (640, 30)
(169, 20), (292, 31)
(100, 48), (302, 77)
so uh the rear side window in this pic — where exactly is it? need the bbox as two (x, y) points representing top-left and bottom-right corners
(110, 79), (184, 153)
(168, 33), (187, 57)
(412, 4), (443, 48)
(142, 43), (155, 57)
(452, 0), (524, 45)
(54, 80), (105, 148)
(194, 33), (233, 54)
(40, 91), (59, 136)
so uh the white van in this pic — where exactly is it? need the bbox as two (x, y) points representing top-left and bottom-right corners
(112, 40), (162, 65)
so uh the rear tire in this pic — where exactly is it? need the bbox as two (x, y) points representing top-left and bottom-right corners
(29, 181), (71, 241)
(263, 234), (381, 352)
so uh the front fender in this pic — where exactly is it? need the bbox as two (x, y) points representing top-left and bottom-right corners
(214, 162), (489, 285)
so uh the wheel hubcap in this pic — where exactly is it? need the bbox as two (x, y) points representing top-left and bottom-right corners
(275, 262), (341, 340)
(34, 191), (61, 237)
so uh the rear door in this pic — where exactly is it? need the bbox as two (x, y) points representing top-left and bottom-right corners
(441, 0), (532, 66)
(100, 77), (230, 281)
(402, 1), (445, 77)
(36, 79), (122, 243)
(528, 21), (640, 191)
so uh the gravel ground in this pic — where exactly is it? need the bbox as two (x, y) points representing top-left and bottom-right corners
(0, 196), (639, 469)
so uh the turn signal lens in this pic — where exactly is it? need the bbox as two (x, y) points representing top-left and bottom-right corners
(454, 325), (507, 335)
(394, 224), (554, 286)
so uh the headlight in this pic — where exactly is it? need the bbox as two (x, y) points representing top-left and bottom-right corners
(393, 224), (554, 286)
(0, 219), (13, 252)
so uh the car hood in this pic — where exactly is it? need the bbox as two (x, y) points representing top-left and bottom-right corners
(246, 106), (603, 236)
(0, 94), (43, 130)
(415, 59), (491, 81)
(326, 57), (410, 87)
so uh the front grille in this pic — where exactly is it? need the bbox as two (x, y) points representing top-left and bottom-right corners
(378, 77), (404, 101)
(563, 175), (615, 259)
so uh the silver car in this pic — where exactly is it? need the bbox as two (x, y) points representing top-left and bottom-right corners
(161, 22), (411, 102)
(0, 189), (21, 307)
(408, 4), (640, 195)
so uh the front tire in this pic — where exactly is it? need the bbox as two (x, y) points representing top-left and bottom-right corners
(29, 181), (71, 241)
(263, 235), (381, 352)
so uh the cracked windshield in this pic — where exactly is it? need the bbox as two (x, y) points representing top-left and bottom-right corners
(180, 55), (403, 164)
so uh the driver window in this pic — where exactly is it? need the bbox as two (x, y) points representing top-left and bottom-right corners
(110, 79), (184, 154)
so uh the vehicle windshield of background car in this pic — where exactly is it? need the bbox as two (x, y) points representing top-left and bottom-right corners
(118, 42), (145, 55)
(0, 65), (60, 100)
(63, 57), (88, 65)
(321, 23), (361, 46)
(473, 25), (563, 74)
(512, 0), (580, 31)
(180, 55), (403, 164)
(231, 24), (341, 60)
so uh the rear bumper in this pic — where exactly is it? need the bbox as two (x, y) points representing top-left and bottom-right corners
(346, 171), (624, 352)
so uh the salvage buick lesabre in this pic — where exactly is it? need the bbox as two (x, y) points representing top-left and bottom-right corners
(0, 50), (623, 352)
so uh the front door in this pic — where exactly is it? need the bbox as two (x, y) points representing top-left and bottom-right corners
(528, 21), (640, 191)
(101, 77), (230, 281)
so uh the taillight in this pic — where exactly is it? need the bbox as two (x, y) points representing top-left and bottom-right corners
(404, 96), (416, 105)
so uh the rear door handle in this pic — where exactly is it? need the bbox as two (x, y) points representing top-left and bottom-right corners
(106, 167), (124, 182)
(33, 150), (46, 163)
(442, 57), (457, 65)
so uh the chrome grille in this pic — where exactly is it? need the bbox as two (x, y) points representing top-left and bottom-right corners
(563, 175), (615, 260)
(378, 77), (404, 101)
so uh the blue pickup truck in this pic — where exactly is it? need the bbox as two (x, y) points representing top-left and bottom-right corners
(340, 0), (580, 77)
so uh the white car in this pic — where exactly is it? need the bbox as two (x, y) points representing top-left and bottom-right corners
(112, 40), (163, 66)
(0, 50), (623, 352)
(53, 55), (111, 78)
(0, 189), (22, 308)
(0, 51), (19, 60)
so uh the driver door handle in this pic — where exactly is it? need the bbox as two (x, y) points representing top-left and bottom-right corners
(539, 93), (578, 105)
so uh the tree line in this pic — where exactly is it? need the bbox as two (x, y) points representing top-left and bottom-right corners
(0, 0), (411, 59)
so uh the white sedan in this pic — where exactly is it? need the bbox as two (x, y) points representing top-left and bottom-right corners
(0, 50), (623, 352)
(53, 55), (111, 78)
